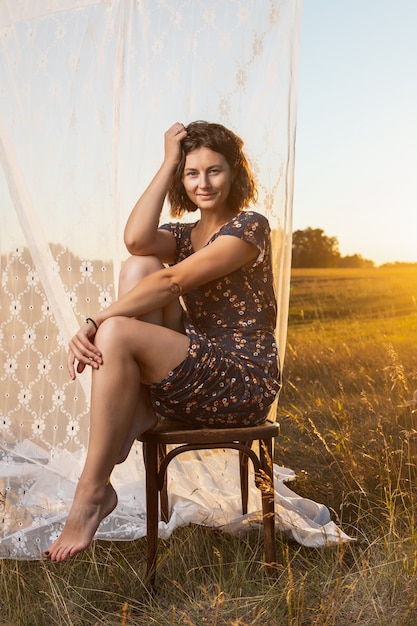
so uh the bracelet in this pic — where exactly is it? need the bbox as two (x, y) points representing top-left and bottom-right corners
(86, 317), (99, 331)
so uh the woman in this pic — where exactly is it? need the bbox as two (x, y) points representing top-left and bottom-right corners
(44, 121), (281, 562)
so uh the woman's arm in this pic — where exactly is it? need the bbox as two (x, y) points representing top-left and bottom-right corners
(124, 123), (186, 261)
(103, 235), (257, 321)
(67, 234), (258, 378)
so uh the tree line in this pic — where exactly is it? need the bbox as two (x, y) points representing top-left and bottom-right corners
(292, 227), (375, 268)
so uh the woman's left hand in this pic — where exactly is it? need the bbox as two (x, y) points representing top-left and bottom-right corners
(67, 322), (103, 380)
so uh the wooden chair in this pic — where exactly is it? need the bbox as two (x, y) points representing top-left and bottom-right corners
(138, 418), (279, 587)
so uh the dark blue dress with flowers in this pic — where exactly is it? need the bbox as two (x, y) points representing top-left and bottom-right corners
(148, 210), (281, 427)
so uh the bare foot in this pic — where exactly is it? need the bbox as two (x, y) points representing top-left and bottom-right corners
(44, 482), (118, 562)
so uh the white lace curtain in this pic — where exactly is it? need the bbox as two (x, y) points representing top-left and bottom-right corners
(1, 0), (350, 559)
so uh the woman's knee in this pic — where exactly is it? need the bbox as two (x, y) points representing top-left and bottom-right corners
(118, 255), (163, 297)
(94, 316), (127, 346)
(94, 316), (164, 358)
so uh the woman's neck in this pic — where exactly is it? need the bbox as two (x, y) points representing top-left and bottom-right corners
(191, 209), (238, 251)
(195, 207), (237, 231)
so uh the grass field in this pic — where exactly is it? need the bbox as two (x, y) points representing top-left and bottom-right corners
(2, 266), (417, 625)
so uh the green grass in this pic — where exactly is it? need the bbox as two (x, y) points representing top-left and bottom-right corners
(2, 266), (417, 625)
(289, 266), (417, 322)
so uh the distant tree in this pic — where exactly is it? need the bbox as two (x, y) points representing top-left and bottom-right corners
(292, 227), (341, 268)
(380, 261), (417, 268)
(338, 254), (374, 268)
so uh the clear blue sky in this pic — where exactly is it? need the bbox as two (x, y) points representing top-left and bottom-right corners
(293, 0), (417, 265)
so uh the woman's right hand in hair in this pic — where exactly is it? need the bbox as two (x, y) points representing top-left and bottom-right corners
(124, 122), (185, 257)
(163, 122), (187, 167)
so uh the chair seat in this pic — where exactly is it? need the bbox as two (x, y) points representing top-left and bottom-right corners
(138, 418), (279, 445)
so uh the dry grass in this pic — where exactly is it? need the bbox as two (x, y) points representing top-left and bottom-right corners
(2, 266), (417, 625)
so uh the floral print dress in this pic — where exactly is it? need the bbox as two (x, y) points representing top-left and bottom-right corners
(148, 210), (281, 427)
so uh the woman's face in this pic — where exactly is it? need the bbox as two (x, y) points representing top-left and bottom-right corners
(182, 147), (232, 213)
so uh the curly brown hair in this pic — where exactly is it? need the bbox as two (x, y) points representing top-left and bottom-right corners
(167, 121), (257, 217)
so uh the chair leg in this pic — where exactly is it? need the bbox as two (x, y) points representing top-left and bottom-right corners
(144, 441), (159, 587)
(159, 443), (169, 523)
(259, 437), (276, 572)
(239, 442), (251, 515)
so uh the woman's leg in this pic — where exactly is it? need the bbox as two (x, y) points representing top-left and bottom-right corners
(45, 317), (189, 562)
(44, 257), (188, 562)
(118, 255), (184, 332)
(114, 255), (184, 461)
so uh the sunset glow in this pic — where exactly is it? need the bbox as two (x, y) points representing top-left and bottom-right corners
(293, 0), (417, 265)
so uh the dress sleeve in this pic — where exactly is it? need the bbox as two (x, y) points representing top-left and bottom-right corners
(159, 222), (175, 235)
(216, 211), (271, 267)
(158, 222), (185, 263)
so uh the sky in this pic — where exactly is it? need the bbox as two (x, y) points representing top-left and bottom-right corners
(293, 0), (417, 265)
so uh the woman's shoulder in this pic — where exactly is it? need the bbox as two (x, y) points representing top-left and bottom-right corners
(227, 210), (271, 232)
